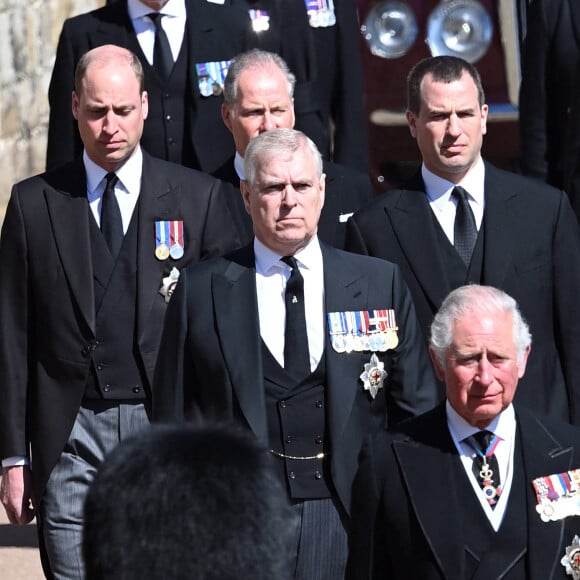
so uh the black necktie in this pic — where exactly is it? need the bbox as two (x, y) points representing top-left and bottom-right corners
(149, 12), (174, 81)
(470, 430), (501, 508)
(452, 185), (477, 266)
(101, 172), (123, 257)
(282, 256), (311, 381)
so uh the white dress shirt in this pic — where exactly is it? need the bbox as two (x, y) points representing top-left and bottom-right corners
(128, 0), (186, 64)
(254, 236), (325, 371)
(446, 401), (516, 530)
(85, 148), (142, 233)
(423, 157), (486, 244)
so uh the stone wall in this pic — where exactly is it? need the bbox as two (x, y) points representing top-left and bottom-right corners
(0, 0), (105, 225)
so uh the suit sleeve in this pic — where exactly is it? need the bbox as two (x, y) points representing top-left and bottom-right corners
(331, 0), (368, 172)
(552, 192), (580, 424)
(198, 179), (242, 259)
(344, 213), (371, 255)
(46, 20), (84, 170)
(385, 264), (438, 424)
(346, 435), (388, 580)
(0, 187), (31, 459)
(152, 270), (193, 423)
(518, 0), (550, 181)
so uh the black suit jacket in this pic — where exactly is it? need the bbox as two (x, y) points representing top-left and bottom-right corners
(47, 0), (251, 173)
(235, 0), (368, 171)
(0, 152), (240, 502)
(153, 243), (438, 513)
(519, 0), (580, 217)
(212, 157), (374, 248)
(348, 403), (580, 579)
(345, 163), (580, 424)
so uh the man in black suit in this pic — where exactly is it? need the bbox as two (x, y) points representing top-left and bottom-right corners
(104, 0), (369, 171)
(348, 285), (580, 580)
(519, 0), (580, 219)
(0, 45), (239, 579)
(47, 0), (252, 173)
(154, 128), (437, 579)
(213, 49), (373, 248)
(84, 422), (297, 580)
(345, 55), (580, 422)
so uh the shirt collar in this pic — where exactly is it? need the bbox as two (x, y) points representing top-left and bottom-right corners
(128, 0), (186, 20)
(423, 157), (486, 207)
(254, 236), (322, 275)
(446, 399), (515, 443)
(84, 147), (143, 199)
(234, 152), (245, 181)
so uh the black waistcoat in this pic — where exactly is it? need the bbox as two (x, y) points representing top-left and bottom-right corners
(431, 212), (485, 287)
(455, 432), (528, 579)
(262, 343), (333, 500)
(84, 206), (148, 401)
(134, 35), (197, 169)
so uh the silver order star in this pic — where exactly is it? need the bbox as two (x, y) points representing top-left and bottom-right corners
(159, 267), (180, 303)
(360, 353), (387, 399)
(561, 535), (580, 578)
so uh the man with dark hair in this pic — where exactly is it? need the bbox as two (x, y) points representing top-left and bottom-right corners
(84, 422), (296, 580)
(0, 45), (239, 579)
(47, 0), (252, 173)
(348, 285), (580, 579)
(345, 55), (580, 422)
(214, 48), (373, 248)
(154, 128), (436, 579)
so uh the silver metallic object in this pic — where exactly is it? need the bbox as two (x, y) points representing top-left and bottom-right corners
(426, 0), (493, 63)
(361, 1), (418, 59)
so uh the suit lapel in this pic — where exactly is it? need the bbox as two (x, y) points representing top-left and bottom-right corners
(393, 404), (465, 578)
(136, 155), (185, 347)
(44, 162), (95, 333)
(322, 246), (372, 444)
(518, 409), (574, 580)
(387, 178), (452, 311)
(481, 164), (518, 288)
(212, 246), (268, 442)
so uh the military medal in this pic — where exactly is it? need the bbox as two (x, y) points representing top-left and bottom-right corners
(196, 61), (231, 98)
(359, 353), (387, 399)
(155, 221), (170, 261)
(469, 434), (501, 506)
(532, 469), (580, 522)
(248, 9), (270, 32)
(169, 220), (185, 260)
(562, 535), (580, 579)
(159, 267), (180, 303)
(305, 0), (336, 28)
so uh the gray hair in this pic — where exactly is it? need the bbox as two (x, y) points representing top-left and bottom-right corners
(223, 49), (296, 107)
(429, 285), (531, 366)
(243, 128), (323, 188)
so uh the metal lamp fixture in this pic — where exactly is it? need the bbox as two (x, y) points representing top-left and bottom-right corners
(361, 1), (418, 59)
(426, 0), (493, 63)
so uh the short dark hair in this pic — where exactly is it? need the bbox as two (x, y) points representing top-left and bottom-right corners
(83, 422), (296, 580)
(407, 56), (485, 114)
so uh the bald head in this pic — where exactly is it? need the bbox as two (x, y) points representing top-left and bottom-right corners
(74, 45), (145, 97)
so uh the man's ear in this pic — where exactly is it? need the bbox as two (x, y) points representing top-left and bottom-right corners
(72, 91), (79, 120)
(240, 180), (252, 215)
(222, 104), (233, 133)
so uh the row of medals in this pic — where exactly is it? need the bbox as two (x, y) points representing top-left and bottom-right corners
(155, 243), (184, 261)
(330, 328), (399, 353)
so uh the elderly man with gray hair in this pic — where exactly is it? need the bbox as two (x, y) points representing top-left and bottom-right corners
(348, 284), (580, 580)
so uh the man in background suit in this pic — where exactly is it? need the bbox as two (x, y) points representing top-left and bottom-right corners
(345, 55), (580, 421)
(105, 0), (370, 171)
(84, 422), (297, 580)
(348, 285), (580, 579)
(47, 0), (252, 173)
(0, 45), (239, 579)
(519, 0), (580, 219)
(213, 49), (373, 248)
(154, 128), (437, 579)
